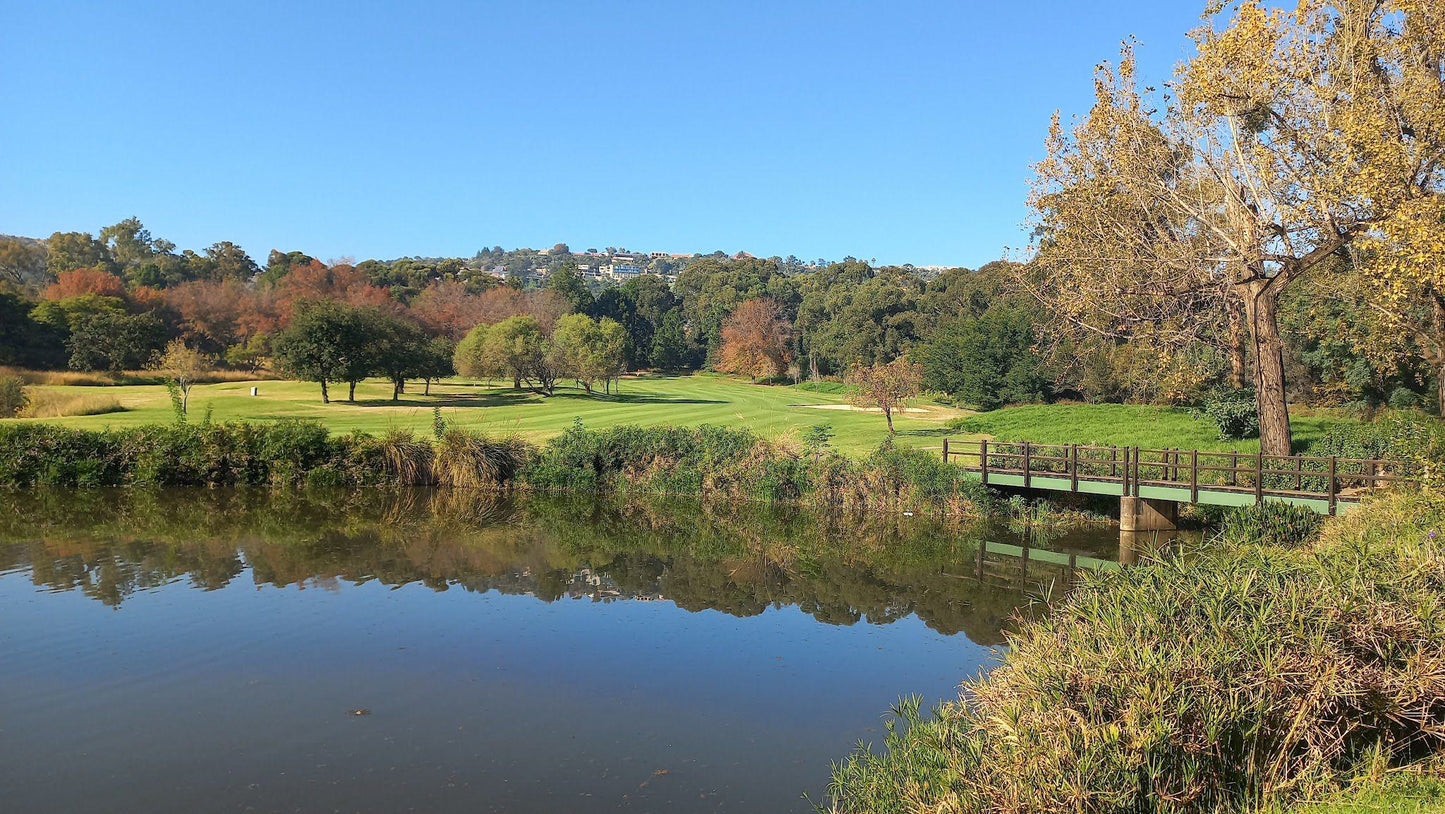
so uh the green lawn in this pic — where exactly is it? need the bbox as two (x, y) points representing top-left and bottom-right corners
(949, 402), (1358, 453)
(18, 373), (967, 456)
(1285, 770), (1445, 814)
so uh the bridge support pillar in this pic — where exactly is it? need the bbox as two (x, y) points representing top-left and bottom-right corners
(1120, 496), (1177, 533)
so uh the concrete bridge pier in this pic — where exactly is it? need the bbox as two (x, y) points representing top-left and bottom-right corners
(1120, 496), (1178, 533)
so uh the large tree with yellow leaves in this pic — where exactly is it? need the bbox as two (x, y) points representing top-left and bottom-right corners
(1025, 1), (1445, 453)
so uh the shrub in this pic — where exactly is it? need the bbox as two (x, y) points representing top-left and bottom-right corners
(1219, 501), (1323, 548)
(0, 376), (27, 417)
(1196, 387), (1259, 440)
(829, 490), (1445, 814)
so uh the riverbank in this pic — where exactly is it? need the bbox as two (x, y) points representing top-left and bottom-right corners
(826, 488), (1445, 813)
(0, 419), (1030, 518)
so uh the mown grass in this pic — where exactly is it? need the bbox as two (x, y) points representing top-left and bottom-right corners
(10, 373), (967, 456)
(948, 402), (1358, 453)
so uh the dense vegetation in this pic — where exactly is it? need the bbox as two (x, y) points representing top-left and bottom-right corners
(4, 206), (1440, 429)
(0, 418), (998, 515)
(828, 489), (1445, 814)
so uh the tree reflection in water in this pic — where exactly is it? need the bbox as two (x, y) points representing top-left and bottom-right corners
(0, 489), (1124, 645)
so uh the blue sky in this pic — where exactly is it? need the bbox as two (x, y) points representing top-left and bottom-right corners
(1, 1), (1207, 268)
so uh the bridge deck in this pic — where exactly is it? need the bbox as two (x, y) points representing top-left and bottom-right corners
(943, 439), (1410, 515)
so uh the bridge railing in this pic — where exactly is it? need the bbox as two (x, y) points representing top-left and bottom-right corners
(942, 439), (1412, 514)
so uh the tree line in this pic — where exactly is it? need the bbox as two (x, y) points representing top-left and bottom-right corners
(3, 0), (1443, 438)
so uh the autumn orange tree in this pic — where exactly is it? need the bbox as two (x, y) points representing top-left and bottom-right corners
(846, 358), (923, 433)
(717, 297), (793, 381)
(1024, 0), (1445, 454)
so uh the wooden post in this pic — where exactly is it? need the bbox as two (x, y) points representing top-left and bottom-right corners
(1294, 455), (1302, 492)
(1111, 446), (1118, 479)
(1122, 446), (1130, 496)
(1366, 459), (1377, 490)
(942, 437), (949, 462)
(1070, 444), (1078, 491)
(1328, 455), (1337, 516)
(1023, 441), (1032, 488)
(1231, 451), (1239, 488)
(1190, 449), (1199, 503)
(980, 439), (989, 486)
(1133, 447), (1141, 496)
(1255, 450), (1264, 505)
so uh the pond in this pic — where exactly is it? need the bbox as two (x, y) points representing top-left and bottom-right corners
(0, 489), (1139, 813)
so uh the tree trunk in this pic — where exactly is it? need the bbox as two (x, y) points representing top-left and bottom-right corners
(181, 387), (189, 414)
(425, 379), (432, 396)
(513, 377), (520, 389)
(884, 407), (895, 434)
(392, 380), (400, 401)
(348, 381), (357, 402)
(320, 379), (330, 404)
(1241, 281), (1292, 455)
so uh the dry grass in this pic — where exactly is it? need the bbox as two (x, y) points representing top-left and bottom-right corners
(19, 389), (127, 418)
(0, 367), (274, 386)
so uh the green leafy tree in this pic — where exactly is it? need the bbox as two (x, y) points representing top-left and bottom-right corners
(45, 231), (110, 276)
(272, 301), (373, 403)
(915, 307), (1049, 410)
(649, 311), (689, 371)
(545, 263), (594, 314)
(66, 308), (166, 372)
(372, 315), (431, 401)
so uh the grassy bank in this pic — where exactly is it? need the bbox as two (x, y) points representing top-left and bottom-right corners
(948, 402), (1359, 453)
(8, 373), (964, 456)
(827, 489), (1445, 813)
(0, 419), (1005, 517)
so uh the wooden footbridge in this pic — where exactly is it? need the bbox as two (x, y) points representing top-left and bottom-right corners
(942, 439), (1410, 529)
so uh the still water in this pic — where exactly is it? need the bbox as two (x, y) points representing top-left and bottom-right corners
(0, 489), (1126, 813)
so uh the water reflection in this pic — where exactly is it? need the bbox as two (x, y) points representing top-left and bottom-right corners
(0, 489), (1144, 814)
(0, 489), (1124, 644)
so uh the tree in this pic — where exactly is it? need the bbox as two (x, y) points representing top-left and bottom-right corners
(45, 231), (110, 277)
(44, 267), (127, 300)
(915, 307), (1050, 410)
(550, 314), (626, 394)
(151, 339), (212, 413)
(0, 238), (47, 285)
(66, 308), (166, 372)
(546, 262), (594, 314)
(224, 334), (269, 373)
(272, 301), (372, 403)
(417, 338), (455, 395)
(649, 311), (689, 371)
(475, 315), (551, 393)
(1024, 3), (1445, 455)
(846, 358), (924, 433)
(373, 315), (430, 401)
(454, 323), (494, 380)
(716, 297), (793, 381)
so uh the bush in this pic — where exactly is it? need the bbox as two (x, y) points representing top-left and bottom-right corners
(829, 490), (1445, 814)
(1197, 387), (1259, 440)
(0, 376), (27, 417)
(1219, 501), (1323, 548)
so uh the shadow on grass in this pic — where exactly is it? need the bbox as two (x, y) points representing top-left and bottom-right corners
(347, 390), (726, 409)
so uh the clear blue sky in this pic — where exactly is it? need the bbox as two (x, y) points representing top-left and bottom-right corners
(2, 1), (1207, 268)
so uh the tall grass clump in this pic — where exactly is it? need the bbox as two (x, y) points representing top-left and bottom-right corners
(434, 427), (529, 488)
(1219, 501), (1323, 548)
(829, 489), (1445, 814)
